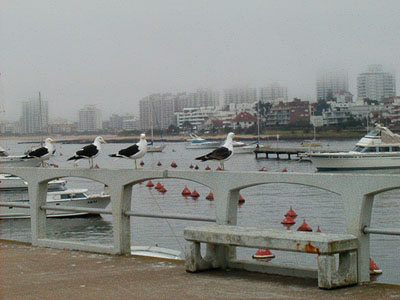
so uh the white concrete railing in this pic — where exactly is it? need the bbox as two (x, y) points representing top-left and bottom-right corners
(2, 167), (400, 284)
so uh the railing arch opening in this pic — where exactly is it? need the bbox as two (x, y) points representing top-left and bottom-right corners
(127, 177), (216, 255)
(367, 188), (400, 284)
(236, 182), (345, 271)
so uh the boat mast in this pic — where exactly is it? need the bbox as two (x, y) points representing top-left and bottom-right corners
(257, 100), (260, 145)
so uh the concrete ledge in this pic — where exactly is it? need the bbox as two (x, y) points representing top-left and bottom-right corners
(37, 239), (116, 254)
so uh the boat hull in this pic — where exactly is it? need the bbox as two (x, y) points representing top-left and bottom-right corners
(310, 153), (400, 171)
(0, 195), (110, 219)
(147, 145), (166, 152)
(0, 156), (41, 168)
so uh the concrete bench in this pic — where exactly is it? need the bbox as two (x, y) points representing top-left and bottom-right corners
(184, 225), (358, 289)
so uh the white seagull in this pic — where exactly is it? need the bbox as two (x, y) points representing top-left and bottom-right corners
(68, 136), (106, 168)
(22, 138), (56, 167)
(195, 132), (234, 170)
(109, 133), (148, 169)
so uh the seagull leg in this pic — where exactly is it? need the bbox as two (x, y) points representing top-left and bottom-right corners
(135, 160), (137, 170)
(221, 161), (225, 170)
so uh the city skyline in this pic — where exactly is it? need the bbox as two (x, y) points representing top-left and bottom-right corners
(1, 1), (400, 121)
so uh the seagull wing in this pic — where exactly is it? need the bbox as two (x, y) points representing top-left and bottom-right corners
(118, 144), (140, 157)
(27, 147), (49, 158)
(196, 146), (232, 161)
(76, 144), (98, 158)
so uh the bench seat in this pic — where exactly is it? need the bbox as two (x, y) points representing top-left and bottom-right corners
(184, 225), (358, 289)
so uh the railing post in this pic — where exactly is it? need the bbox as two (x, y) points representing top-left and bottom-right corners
(28, 180), (48, 245)
(212, 186), (239, 266)
(110, 183), (132, 255)
(342, 191), (373, 284)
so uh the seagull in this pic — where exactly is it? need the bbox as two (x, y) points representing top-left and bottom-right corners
(108, 133), (148, 169)
(22, 138), (56, 167)
(195, 132), (234, 170)
(67, 136), (106, 168)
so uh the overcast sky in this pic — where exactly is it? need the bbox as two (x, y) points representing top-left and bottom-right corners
(1, 0), (400, 121)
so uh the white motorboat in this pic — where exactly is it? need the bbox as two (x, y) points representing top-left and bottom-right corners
(0, 174), (66, 191)
(131, 246), (182, 260)
(147, 141), (166, 152)
(309, 124), (400, 171)
(0, 188), (110, 219)
(0, 151), (41, 167)
(185, 134), (220, 149)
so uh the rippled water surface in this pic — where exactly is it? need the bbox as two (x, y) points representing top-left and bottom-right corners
(1, 138), (399, 285)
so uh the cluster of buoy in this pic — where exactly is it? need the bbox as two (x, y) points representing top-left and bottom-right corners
(146, 180), (167, 193)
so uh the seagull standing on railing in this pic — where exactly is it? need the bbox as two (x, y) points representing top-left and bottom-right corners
(67, 136), (106, 168)
(195, 132), (234, 170)
(108, 133), (148, 169)
(22, 138), (56, 167)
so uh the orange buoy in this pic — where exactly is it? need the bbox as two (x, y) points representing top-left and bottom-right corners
(281, 216), (296, 225)
(316, 226), (322, 233)
(370, 258), (383, 275)
(189, 164), (194, 169)
(157, 161), (162, 166)
(191, 189), (200, 198)
(194, 165), (199, 170)
(297, 219), (312, 231)
(140, 161), (144, 166)
(206, 192), (214, 201)
(159, 186), (167, 193)
(259, 167), (267, 172)
(171, 162), (178, 168)
(252, 249), (275, 259)
(216, 166), (222, 171)
(155, 182), (163, 190)
(282, 168), (288, 172)
(94, 164), (100, 168)
(146, 180), (154, 187)
(238, 194), (245, 204)
(205, 165), (211, 170)
(285, 206), (298, 218)
(182, 186), (191, 196)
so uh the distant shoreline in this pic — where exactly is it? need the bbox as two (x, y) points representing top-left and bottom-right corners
(1, 131), (364, 144)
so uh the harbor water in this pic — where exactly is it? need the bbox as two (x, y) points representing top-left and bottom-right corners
(0, 138), (399, 285)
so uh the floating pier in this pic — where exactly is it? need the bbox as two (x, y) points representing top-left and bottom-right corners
(254, 146), (342, 160)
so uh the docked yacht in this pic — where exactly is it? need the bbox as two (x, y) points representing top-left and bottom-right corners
(185, 134), (220, 149)
(309, 124), (400, 171)
(0, 188), (110, 219)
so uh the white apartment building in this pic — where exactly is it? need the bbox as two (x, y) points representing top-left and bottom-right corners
(139, 94), (175, 130)
(224, 87), (257, 105)
(78, 105), (102, 132)
(357, 65), (396, 102)
(20, 95), (49, 134)
(316, 69), (349, 101)
(260, 83), (288, 103)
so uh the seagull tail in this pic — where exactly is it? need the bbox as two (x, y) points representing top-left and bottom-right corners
(108, 154), (120, 158)
(195, 155), (209, 161)
(21, 155), (31, 160)
(67, 155), (80, 161)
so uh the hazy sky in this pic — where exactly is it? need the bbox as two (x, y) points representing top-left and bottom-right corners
(1, 0), (400, 121)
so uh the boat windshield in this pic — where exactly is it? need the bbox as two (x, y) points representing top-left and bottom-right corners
(366, 128), (381, 137)
(352, 146), (377, 152)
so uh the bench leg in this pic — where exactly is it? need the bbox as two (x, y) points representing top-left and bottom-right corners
(317, 250), (358, 289)
(185, 241), (215, 272)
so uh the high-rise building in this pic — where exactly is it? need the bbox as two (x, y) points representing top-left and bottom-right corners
(357, 65), (396, 102)
(224, 87), (257, 105)
(316, 70), (349, 101)
(139, 94), (175, 130)
(20, 94), (49, 134)
(78, 105), (102, 132)
(260, 83), (288, 103)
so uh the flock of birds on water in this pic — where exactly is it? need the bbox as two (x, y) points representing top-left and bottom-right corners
(21, 132), (236, 170)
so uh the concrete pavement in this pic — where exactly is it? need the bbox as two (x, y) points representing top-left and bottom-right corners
(1, 240), (400, 300)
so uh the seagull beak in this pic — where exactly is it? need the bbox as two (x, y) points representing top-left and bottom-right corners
(51, 140), (56, 143)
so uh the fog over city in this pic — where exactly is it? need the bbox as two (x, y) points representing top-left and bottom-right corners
(1, 0), (400, 121)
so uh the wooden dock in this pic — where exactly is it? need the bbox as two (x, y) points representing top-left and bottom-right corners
(254, 146), (341, 160)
